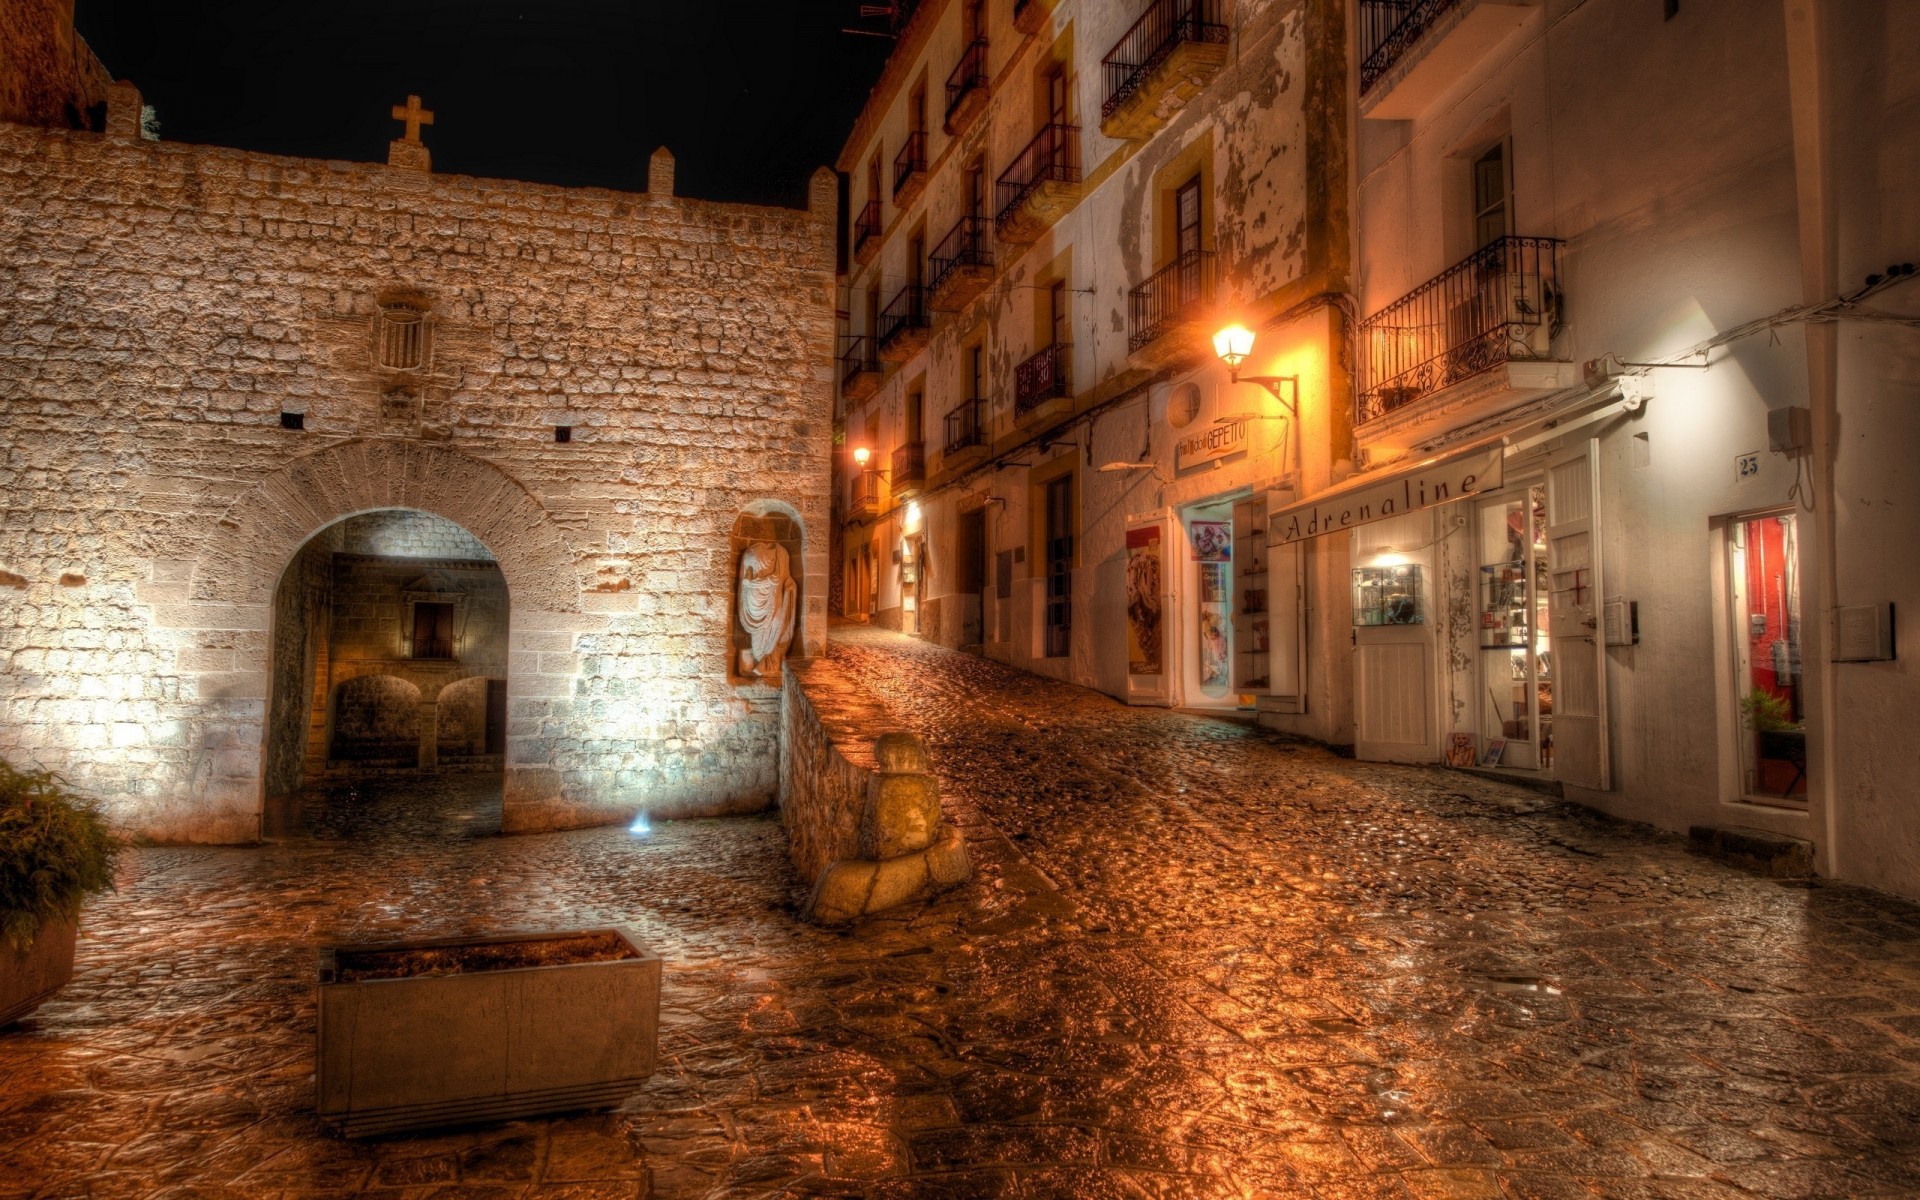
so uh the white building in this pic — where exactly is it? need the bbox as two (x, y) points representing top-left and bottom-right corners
(1330, 0), (1920, 895)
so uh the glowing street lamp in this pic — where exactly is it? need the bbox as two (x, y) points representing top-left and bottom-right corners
(852, 446), (872, 467)
(1213, 324), (1299, 419)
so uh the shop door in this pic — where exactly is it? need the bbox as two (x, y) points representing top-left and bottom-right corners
(1124, 514), (1176, 705)
(1545, 441), (1610, 789)
(1353, 514), (1436, 762)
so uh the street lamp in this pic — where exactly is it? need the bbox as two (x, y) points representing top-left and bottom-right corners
(1213, 324), (1299, 419)
(852, 446), (872, 467)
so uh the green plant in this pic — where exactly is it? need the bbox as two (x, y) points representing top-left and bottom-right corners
(0, 760), (120, 952)
(1740, 687), (1800, 733)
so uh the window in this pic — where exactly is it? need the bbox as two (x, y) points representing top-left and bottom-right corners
(906, 390), (924, 444)
(1729, 511), (1805, 802)
(966, 160), (986, 218)
(910, 80), (927, 135)
(968, 343), (985, 400)
(411, 602), (455, 660)
(1472, 141), (1511, 250)
(909, 232), (926, 289)
(868, 154), (882, 209)
(963, 0), (984, 42)
(1049, 279), (1069, 350)
(1047, 63), (1068, 126)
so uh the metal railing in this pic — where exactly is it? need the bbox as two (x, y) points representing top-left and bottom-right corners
(944, 397), (987, 455)
(850, 469), (881, 514)
(1355, 234), (1563, 423)
(996, 124), (1080, 227)
(877, 284), (931, 347)
(854, 199), (882, 254)
(1127, 249), (1216, 351)
(893, 131), (927, 196)
(946, 38), (989, 120)
(1101, 0), (1229, 120)
(1014, 342), (1072, 415)
(1358, 0), (1460, 95)
(928, 215), (993, 294)
(838, 334), (879, 390)
(891, 441), (927, 488)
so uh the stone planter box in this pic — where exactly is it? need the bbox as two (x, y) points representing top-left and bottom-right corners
(0, 916), (76, 1027)
(317, 927), (660, 1137)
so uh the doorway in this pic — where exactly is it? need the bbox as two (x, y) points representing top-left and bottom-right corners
(1179, 496), (1239, 708)
(1473, 483), (1552, 772)
(1728, 509), (1806, 804)
(956, 507), (988, 649)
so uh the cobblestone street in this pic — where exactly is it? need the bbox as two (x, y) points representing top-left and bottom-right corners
(5, 624), (1920, 1199)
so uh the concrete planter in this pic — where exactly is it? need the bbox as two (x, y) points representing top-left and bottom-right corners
(0, 916), (77, 1027)
(317, 926), (659, 1137)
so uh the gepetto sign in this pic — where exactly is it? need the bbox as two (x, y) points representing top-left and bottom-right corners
(1175, 418), (1247, 471)
(1270, 443), (1504, 544)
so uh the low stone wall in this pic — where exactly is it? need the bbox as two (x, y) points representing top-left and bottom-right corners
(779, 656), (969, 923)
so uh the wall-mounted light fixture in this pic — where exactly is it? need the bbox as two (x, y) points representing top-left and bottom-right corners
(1213, 324), (1299, 419)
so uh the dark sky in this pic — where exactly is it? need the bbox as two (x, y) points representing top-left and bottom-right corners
(73, 1), (894, 209)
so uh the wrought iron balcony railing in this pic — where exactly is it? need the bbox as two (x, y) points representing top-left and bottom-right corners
(928, 215), (993, 295)
(944, 397), (987, 455)
(893, 130), (927, 197)
(1015, 342), (1072, 415)
(1359, 0), (1460, 95)
(854, 198), (882, 254)
(877, 284), (931, 347)
(892, 441), (927, 491)
(1102, 0), (1229, 120)
(1356, 234), (1564, 423)
(850, 468), (881, 515)
(996, 123), (1080, 228)
(838, 333), (879, 390)
(946, 38), (989, 120)
(1127, 249), (1217, 352)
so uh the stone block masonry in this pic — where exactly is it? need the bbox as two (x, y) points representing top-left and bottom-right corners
(0, 108), (839, 842)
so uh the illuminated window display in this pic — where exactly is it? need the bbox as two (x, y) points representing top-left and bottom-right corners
(1477, 486), (1551, 770)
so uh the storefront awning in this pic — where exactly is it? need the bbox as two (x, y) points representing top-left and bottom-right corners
(1270, 437), (1507, 544)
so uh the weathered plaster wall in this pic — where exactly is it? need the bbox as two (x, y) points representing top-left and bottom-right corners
(0, 110), (837, 842)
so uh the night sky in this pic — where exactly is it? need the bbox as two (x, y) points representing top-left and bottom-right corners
(73, 1), (894, 210)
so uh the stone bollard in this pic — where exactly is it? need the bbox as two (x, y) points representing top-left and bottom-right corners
(804, 730), (971, 924)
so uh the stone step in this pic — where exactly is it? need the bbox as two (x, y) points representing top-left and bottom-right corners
(1688, 824), (1815, 878)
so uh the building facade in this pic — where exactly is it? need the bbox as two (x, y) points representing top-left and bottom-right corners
(0, 12), (838, 843)
(833, 0), (1356, 742)
(1327, 0), (1919, 895)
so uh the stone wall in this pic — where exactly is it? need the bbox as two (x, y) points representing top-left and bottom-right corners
(779, 650), (968, 922)
(0, 91), (837, 841)
(263, 524), (337, 798)
(0, 0), (111, 130)
(338, 511), (495, 561)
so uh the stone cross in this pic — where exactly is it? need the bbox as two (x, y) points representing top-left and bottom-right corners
(391, 95), (434, 143)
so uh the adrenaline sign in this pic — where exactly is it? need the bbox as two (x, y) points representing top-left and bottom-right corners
(1269, 442), (1504, 543)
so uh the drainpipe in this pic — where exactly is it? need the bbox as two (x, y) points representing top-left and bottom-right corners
(1783, 0), (1840, 878)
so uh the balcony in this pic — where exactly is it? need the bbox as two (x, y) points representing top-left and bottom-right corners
(1014, 342), (1072, 426)
(839, 334), (882, 403)
(943, 397), (989, 470)
(996, 124), (1081, 245)
(1356, 235), (1568, 427)
(893, 131), (928, 207)
(853, 199), (882, 266)
(945, 38), (990, 134)
(1127, 249), (1217, 367)
(1013, 0), (1055, 35)
(891, 441), (928, 499)
(1358, 0), (1536, 120)
(928, 215), (994, 312)
(1101, 0), (1230, 141)
(876, 284), (932, 361)
(850, 468), (881, 519)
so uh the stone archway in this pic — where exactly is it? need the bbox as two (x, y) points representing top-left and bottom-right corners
(152, 440), (582, 843)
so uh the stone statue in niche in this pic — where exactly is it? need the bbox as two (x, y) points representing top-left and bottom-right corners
(736, 542), (797, 683)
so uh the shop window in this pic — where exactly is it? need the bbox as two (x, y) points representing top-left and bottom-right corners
(1476, 485), (1551, 771)
(1729, 511), (1805, 802)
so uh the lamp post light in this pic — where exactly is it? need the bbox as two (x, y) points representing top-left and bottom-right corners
(1212, 324), (1300, 419)
(852, 446), (872, 468)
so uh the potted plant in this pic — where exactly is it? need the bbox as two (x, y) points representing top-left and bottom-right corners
(1, 760), (120, 1026)
(1740, 687), (1806, 795)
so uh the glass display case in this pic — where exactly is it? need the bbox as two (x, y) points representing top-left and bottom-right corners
(1352, 564), (1424, 626)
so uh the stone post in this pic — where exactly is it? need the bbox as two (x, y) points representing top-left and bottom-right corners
(649, 147), (675, 197)
(105, 81), (142, 143)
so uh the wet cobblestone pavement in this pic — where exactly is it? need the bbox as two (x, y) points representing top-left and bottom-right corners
(6, 624), (1920, 1199)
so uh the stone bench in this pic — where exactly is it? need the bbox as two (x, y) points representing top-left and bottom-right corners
(779, 656), (970, 923)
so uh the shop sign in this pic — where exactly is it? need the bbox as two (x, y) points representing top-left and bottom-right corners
(1176, 418), (1247, 472)
(1270, 443), (1504, 544)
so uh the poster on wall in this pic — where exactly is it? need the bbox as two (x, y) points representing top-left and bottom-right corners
(1125, 526), (1163, 675)
(1189, 520), (1232, 562)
